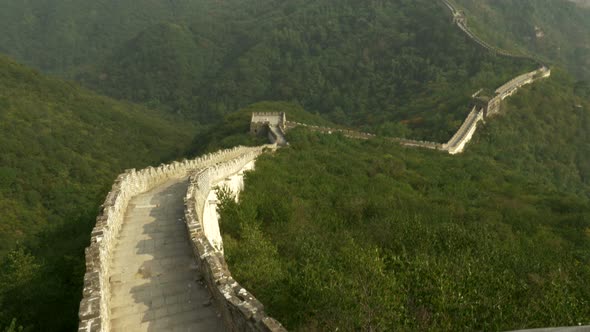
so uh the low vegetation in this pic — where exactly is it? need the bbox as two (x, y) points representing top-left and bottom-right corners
(218, 71), (590, 330)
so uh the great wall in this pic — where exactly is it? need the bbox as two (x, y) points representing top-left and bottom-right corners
(77, 1), (566, 331)
(284, 61), (550, 154)
(78, 145), (286, 332)
(283, 0), (551, 155)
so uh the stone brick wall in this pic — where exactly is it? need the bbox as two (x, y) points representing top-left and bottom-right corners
(184, 144), (287, 332)
(286, 121), (378, 140)
(251, 112), (287, 134)
(285, 65), (550, 155)
(440, 0), (544, 63)
(78, 146), (274, 332)
(444, 106), (485, 154)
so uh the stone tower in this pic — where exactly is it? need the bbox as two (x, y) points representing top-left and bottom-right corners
(250, 112), (286, 136)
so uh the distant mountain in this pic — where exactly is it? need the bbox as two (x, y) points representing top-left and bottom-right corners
(0, 0), (535, 138)
(0, 54), (194, 331)
(453, 0), (590, 80)
(0, 0), (207, 75)
(83, 0), (534, 141)
(0, 0), (276, 77)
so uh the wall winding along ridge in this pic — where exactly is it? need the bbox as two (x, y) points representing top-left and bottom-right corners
(441, 0), (544, 63)
(285, 121), (443, 150)
(78, 145), (284, 332)
(443, 106), (485, 154)
(286, 1), (551, 155)
(286, 65), (548, 154)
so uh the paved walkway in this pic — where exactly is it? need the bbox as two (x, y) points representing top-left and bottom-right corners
(108, 179), (225, 332)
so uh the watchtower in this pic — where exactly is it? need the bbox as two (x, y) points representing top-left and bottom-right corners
(250, 112), (287, 136)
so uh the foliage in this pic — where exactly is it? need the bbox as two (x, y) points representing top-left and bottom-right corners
(1, 319), (23, 332)
(218, 71), (590, 330)
(80, 22), (220, 119)
(0, 54), (195, 331)
(0, 0), (588, 330)
(190, 0), (534, 141)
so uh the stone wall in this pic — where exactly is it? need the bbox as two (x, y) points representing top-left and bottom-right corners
(440, 0), (542, 63)
(443, 106), (485, 154)
(268, 125), (288, 146)
(184, 144), (287, 332)
(393, 138), (444, 150)
(78, 146), (274, 332)
(487, 69), (540, 117)
(286, 121), (378, 140)
(251, 112), (286, 134)
(436, 0), (552, 152)
(285, 66), (549, 155)
(446, 66), (550, 152)
(287, 121), (446, 150)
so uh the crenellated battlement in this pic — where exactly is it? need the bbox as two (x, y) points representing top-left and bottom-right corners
(251, 112), (286, 128)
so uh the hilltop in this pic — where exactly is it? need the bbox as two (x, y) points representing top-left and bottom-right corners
(84, 0), (535, 141)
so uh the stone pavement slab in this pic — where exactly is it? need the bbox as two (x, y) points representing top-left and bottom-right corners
(109, 179), (225, 332)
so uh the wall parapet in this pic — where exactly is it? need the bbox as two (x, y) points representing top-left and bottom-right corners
(78, 145), (274, 332)
(184, 144), (287, 332)
(443, 106), (485, 154)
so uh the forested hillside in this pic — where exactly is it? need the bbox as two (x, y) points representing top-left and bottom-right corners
(0, 0), (207, 75)
(1, 0), (535, 140)
(218, 70), (590, 331)
(0, 55), (194, 331)
(84, 0), (534, 141)
(451, 0), (590, 80)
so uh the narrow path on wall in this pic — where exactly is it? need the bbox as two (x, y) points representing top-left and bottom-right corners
(108, 178), (224, 332)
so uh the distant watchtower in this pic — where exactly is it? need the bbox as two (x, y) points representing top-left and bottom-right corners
(453, 11), (467, 25)
(250, 112), (287, 136)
